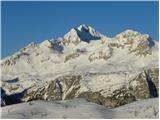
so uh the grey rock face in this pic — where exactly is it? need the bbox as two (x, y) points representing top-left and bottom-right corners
(77, 88), (136, 108)
(129, 68), (159, 100)
(22, 75), (81, 102)
(20, 68), (158, 108)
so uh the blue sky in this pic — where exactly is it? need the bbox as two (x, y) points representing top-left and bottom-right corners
(1, 1), (159, 58)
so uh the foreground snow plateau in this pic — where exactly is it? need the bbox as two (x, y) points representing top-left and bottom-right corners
(1, 98), (159, 119)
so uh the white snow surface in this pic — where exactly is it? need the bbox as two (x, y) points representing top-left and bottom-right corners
(1, 98), (159, 119)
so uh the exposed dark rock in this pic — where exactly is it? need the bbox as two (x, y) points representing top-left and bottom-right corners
(129, 68), (159, 100)
(2, 68), (158, 108)
(1, 88), (28, 106)
(78, 86), (136, 108)
(22, 75), (82, 102)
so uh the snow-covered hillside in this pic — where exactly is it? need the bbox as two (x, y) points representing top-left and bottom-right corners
(1, 24), (159, 111)
(1, 25), (158, 78)
(1, 98), (159, 119)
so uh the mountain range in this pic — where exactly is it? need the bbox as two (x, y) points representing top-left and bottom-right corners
(1, 24), (159, 118)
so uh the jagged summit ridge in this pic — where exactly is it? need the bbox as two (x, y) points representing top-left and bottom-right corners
(1, 24), (158, 68)
(77, 24), (102, 38)
(110, 29), (155, 56)
(63, 24), (104, 44)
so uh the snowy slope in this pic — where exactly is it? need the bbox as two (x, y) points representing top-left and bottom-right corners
(1, 98), (158, 119)
(1, 25), (158, 78)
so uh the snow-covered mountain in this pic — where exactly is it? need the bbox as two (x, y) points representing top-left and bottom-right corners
(1, 24), (159, 110)
(64, 24), (104, 43)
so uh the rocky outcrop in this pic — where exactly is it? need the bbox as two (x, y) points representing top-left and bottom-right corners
(88, 45), (113, 62)
(22, 79), (136, 108)
(1, 43), (37, 67)
(129, 68), (159, 100)
(78, 87), (136, 108)
(1, 87), (28, 106)
(88, 50), (111, 62)
(22, 75), (82, 102)
(19, 68), (158, 108)
(64, 53), (80, 62)
(111, 29), (154, 56)
(1, 88), (6, 106)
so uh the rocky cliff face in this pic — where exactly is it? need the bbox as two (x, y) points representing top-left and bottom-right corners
(129, 68), (159, 99)
(14, 67), (158, 108)
(1, 25), (159, 108)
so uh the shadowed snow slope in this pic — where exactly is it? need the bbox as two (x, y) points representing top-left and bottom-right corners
(1, 98), (158, 119)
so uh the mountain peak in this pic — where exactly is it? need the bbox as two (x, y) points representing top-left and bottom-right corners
(115, 29), (150, 40)
(77, 24), (93, 32)
(63, 24), (103, 44)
